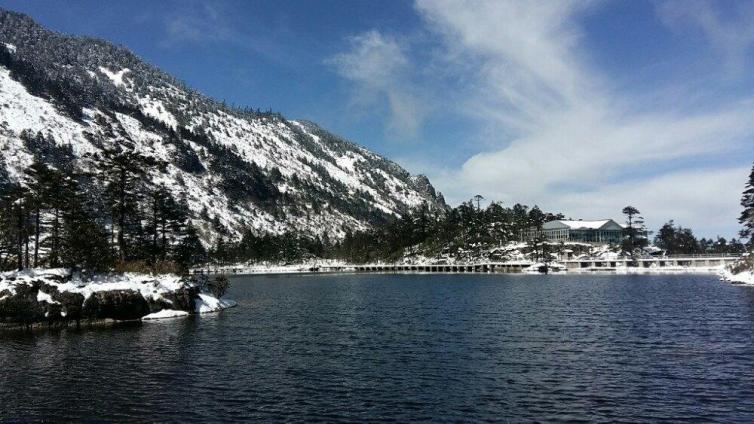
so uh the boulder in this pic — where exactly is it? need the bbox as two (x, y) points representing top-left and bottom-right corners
(82, 290), (150, 321)
(160, 284), (200, 312)
(55, 291), (85, 321)
(0, 283), (46, 324)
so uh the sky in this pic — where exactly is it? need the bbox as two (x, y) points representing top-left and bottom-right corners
(1, 0), (753, 238)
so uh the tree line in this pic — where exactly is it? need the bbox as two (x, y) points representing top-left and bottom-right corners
(0, 134), (206, 273)
(192, 170), (754, 266)
(654, 220), (748, 255)
(648, 163), (753, 255)
(3, 144), (752, 271)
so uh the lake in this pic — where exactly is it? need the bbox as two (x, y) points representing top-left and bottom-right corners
(3, 273), (754, 422)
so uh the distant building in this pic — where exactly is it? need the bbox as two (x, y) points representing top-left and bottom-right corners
(521, 219), (626, 244)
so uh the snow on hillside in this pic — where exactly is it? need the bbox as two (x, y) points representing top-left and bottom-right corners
(98, 66), (130, 87)
(0, 8), (447, 245)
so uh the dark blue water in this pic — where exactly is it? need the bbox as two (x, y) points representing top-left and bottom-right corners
(3, 273), (754, 422)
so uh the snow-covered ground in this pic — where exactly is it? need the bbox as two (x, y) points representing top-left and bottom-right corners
(720, 269), (754, 285)
(195, 293), (238, 313)
(197, 259), (350, 275)
(142, 309), (189, 320)
(1, 268), (183, 302)
(198, 259), (726, 276)
(196, 242), (733, 276)
(0, 269), (236, 326)
(718, 254), (754, 285)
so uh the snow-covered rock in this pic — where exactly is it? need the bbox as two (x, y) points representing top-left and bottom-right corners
(194, 293), (237, 314)
(720, 254), (754, 284)
(0, 269), (236, 328)
(721, 269), (754, 285)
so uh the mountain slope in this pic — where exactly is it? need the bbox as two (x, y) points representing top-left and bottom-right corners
(0, 9), (446, 244)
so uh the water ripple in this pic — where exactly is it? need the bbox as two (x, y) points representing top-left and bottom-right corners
(2, 273), (754, 422)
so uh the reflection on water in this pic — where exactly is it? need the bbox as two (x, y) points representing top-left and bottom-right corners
(2, 273), (754, 422)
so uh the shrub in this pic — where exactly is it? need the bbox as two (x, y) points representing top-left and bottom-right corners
(114, 260), (151, 274)
(730, 253), (754, 275)
(209, 274), (230, 299)
(151, 260), (181, 275)
(113, 260), (181, 275)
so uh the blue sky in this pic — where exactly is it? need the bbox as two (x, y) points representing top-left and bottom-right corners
(1, 0), (753, 238)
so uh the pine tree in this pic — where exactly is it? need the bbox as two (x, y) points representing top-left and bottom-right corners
(622, 206), (647, 252)
(3, 185), (32, 269)
(473, 194), (485, 211)
(97, 149), (158, 261)
(740, 163), (754, 246)
(47, 169), (75, 267)
(59, 177), (112, 272)
(23, 160), (64, 267)
(527, 206), (547, 261)
(0, 183), (27, 270)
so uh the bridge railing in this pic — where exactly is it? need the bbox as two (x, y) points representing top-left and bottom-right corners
(563, 253), (742, 262)
(658, 253), (742, 259)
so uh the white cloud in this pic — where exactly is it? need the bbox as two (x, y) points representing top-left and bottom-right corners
(328, 31), (408, 87)
(159, 2), (295, 66)
(161, 3), (233, 47)
(328, 31), (425, 138)
(657, 0), (754, 76)
(408, 0), (754, 237)
(547, 167), (751, 239)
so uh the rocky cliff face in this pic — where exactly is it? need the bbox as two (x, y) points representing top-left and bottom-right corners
(0, 9), (446, 244)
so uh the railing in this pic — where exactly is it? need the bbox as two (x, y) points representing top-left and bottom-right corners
(190, 253), (745, 275)
(562, 255), (742, 263)
(655, 253), (742, 259)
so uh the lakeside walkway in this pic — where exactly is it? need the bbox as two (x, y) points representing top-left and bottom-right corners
(192, 254), (742, 276)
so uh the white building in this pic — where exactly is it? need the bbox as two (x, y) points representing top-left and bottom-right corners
(521, 219), (625, 244)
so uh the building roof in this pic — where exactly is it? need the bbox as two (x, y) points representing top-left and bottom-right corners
(542, 219), (624, 231)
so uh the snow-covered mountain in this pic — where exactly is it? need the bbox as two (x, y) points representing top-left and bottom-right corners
(0, 9), (446, 243)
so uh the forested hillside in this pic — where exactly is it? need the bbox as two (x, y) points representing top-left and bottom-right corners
(0, 9), (446, 271)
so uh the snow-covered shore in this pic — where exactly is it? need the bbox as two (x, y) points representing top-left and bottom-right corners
(575, 264), (726, 275)
(0, 269), (236, 328)
(720, 269), (754, 285)
(719, 254), (754, 285)
(196, 242), (737, 276)
(196, 260), (726, 276)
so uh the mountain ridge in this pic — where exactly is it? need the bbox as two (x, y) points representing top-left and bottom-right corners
(0, 8), (447, 244)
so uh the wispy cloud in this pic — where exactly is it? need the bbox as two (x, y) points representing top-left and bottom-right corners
(160, 2), (234, 47)
(390, 0), (753, 236)
(158, 1), (296, 67)
(327, 31), (426, 139)
(657, 0), (754, 77)
(157, 0), (751, 237)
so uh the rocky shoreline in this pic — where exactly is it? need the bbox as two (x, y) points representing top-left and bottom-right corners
(0, 269), (236, 330)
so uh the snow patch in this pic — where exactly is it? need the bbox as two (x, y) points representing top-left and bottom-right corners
(98, 66), (130, 87)
(721, 269), (754, 285)
(137, 95), (178, 129)
(142, 309), (189, 320)
(0, 67), (93, 171)
(3, 43), (16, 54)
(195, 293), (237, 314)
(36, 290), (59, 304)
(1, 269), (238, 321)
(0, 268), (186, 302)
